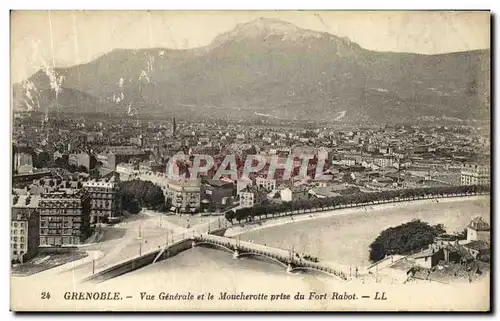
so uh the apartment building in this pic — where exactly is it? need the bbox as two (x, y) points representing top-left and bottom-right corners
(11, 195), (40, 263)
(82, 179), (122, 224)
(256, 177), (276, 192)
(166, 179), (201, 213)
(239, 186), (267, 208)
(38, 189), (91, 246)
(460, 164), (490, 186)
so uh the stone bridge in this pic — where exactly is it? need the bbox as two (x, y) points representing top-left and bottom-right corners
(192, 234), (350, 280)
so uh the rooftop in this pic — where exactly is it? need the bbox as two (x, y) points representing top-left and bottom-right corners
(40, 189), (85, 199)
(464, 240), (490, 251)
(412, 248), (442, 259)
(12, 195), (40, 208)
(83, 179), (116, 188)
(468, 216), (490, 231)
(205, 179), (233, 187)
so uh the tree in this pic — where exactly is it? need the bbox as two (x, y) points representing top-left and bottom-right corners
(454, 228), (468, 240)
(369, 219), (446, 262)
(119, 180), (168, 213)
(124, 199), (141, 214)
(235, 208), (249, 223)
(33, 151), (51, 169)
(432, 223), (446, 235)
(225, 210), (235, 223)
(159, 204), (169, 213)
(143, 184), (165, 209)
(250, 206), (262, 221)
(165, 197), (172, 210)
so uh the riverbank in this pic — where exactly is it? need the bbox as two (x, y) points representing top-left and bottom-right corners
(11, 250), (104, 278)
(11, 251), (89, 276)
(224, 195), (489, 238)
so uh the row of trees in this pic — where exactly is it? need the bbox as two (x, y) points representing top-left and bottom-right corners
(224, 185), (489, 224)
(119, 179), (166, 214)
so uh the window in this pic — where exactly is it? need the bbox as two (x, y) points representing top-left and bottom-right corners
(20, 237), (24, 242)
(13, 222), (17, 228)
(20, 251), (24, 255)
(13, 244), (17, 249)
(20, 222), (24, 228)
(13, 250), (17, 255)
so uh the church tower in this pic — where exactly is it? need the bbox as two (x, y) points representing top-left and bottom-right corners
(172, 117), (177, 137)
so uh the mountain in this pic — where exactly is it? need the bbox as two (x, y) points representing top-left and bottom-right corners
(12, 17), (490, 123)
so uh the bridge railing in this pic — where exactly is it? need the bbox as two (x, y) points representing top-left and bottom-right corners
(194, 234), (349, 280)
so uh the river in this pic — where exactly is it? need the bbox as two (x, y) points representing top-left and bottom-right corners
(11, 197), (490, 311)
(93, 197), (490, 311)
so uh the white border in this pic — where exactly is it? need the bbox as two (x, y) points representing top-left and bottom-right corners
(2, 1), (497, 320)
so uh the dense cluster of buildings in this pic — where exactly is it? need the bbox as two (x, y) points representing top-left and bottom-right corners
(11, 113), (491, 263)
(10, 175), (123, 263)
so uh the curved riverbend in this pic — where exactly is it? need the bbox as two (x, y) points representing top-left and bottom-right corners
(231, 195), (489, 266)
(225, 195), (488, 236)
(10, 196), (490, 311)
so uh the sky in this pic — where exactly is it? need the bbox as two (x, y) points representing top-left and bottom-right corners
(10, 10), (490, 83)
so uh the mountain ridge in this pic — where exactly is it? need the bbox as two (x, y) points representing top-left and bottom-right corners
(12, 18), (490, 123)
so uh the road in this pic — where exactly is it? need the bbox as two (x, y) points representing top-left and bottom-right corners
(19, 210), (226, 283)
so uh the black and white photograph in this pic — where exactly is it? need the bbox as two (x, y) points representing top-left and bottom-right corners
(9, 10), (491, 311)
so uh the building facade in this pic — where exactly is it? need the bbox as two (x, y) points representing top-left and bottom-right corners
(68, 152), (91, 170)
(239, 186), (267, 208)
(460, 164), (490, 186)
(467, 216), (490, 243)
(116, 163), (138, 181)
(202, 180), (235, 211)
(97, 146), (149, 170)
(256, 177), (276, 192)
(14, 152), (33, 174)
(82, 180), (122, 224)
(373, 156), (395, 168)
(11, 195), (40, 263)
(280, 185), (309, 202)
(166, 179), (201, 213)
(38, 189), (91, 246)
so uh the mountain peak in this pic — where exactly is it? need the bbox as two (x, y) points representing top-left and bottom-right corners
(211, 17), (326, 46)
(236, 17), (301, 34)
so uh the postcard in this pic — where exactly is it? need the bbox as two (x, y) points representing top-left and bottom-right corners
(10, 10), (491, 312)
